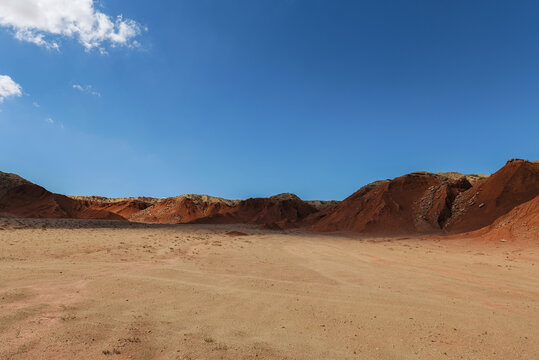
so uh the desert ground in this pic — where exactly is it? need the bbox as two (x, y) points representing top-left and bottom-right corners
(0, 218), (538, 360)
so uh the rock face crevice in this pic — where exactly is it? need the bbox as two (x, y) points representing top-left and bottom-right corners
(443, 159), (539, 233)
(413, 177), (473, 231)
(310, 172), (475, 235)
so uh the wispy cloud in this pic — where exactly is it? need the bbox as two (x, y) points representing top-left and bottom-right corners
(33, 101), (40, 108)
(73, 84), (101, 97)
(0, 75), (22, 103)
(14, 29), (59, 51)
(0, 0), (144, 53)
(45, 117), (65, 129)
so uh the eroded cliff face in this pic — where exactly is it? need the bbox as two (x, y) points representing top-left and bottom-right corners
(443, 159), (539, 233)
(310, 160), (538, 236)
(310, 172), (470, 235)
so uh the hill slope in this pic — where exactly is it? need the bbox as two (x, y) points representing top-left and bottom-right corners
(463, 195), (539, 242)
(444, 159), (539, 233)
(0, 172), (124, 220)
(310, 173), (472, 235)
(311, 160), (538, 235)
(129, 195), (238, 224)
(192, 194), (319, 228)
(1, 160), (537, 238)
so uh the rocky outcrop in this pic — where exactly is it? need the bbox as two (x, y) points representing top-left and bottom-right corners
(444, 159), (539, 233)
(310, 172), (471, 235)
(310, 159), (538, 236)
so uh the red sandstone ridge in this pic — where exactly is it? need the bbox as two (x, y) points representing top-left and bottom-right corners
(129, 193), (321, 228)
(0, 172), (124, 220)
(1, 159), (537, 239)
(70, 196), (157, 219)
(310, 159), (538, 236)
(0, 171), (324, 227)
(129, 194), (238, 224)
(310, 172), (473, 235)
(192, 193), (319, 229)
(443, 159), (539, 233)
(128, 192), (321, 228)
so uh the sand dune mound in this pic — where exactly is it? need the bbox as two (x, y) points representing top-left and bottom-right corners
(311, 172), (473, 235)
(464, 195), (539, 242)
(444, 159), (539, 233)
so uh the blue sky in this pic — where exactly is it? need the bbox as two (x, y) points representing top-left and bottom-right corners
(0, 0), (538, 200)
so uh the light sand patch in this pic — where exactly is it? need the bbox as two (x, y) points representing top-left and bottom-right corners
(0, 219), (537, 359)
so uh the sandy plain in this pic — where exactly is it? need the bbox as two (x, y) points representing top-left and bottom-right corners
(0, 218), (538, 360)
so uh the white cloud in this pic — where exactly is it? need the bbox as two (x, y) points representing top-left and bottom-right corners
(32, 101), (40, 107)
(46, 117), (54, 124)
(0, 0), (143, 52)
(15, 29), (59, 50)
(0, 75), (22, 102)
(73, 83), (101, 97)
